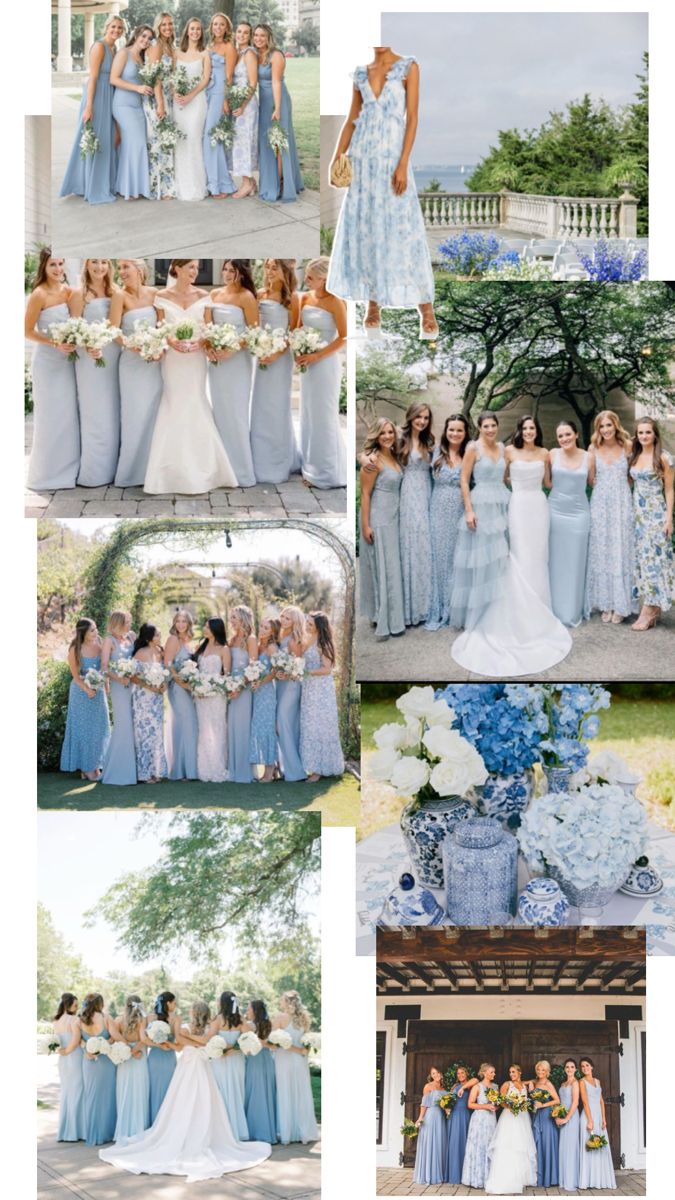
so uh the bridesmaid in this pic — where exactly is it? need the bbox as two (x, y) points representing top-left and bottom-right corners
(300, 612), (345, 781)
(208, 991), (249, 1140)
(275, 606), (307, 782)
(445, 1065), (478, 1183)
(295, 257), (348, 489)
(271, 991), (319, 1144)
(53, 993), (85, 1142)
(461, 1064), (499, 1189)
(70, 259), (121, 487)
(60, 618), (110, 781)
(25, 252), (79, 491)
(145, 11), (177, 199)
(425, 414), (470, 631)
(253, 24), (304, 202)
(399, 402), (434, 626)
(59, 14), (124, 204)
(145, 991), (180, 1123)
(528, 1059), (560, 1187)
(359, 418), (405, 639)
(412, 1066), (448, 1185)
(100, 609), (137, 786)
(110, 258), (163, 488)
(164, 610), (198, 781)
(578, 1056), (616, 1189)
(249, 617), (280, 782)
(244, 1000), (278, 1144)
(131, 623), (168, 784)
(449, 413), (510, 630)
(206, 259), (259, 487)
(628, 417), (674, 630)
(548, 419), (591, 627)
(109, 995), (150, 1142)
(111, 26), (154, 199)
(556, 1057), (581, 1191)
(204, 13), (237, 197)
(80, 993), (117, 1146)
(230, 22), (259, 198)
(227, 606), (258, 783)
(584, 409), (636, 623)
(251, 259), (301, 483)
(195, 618), (230, 783)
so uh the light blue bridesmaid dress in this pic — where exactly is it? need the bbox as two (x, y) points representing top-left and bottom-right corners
(578, 1081), (616, 1189)
(113, 1042), (150, 1142)
(60, 653), (111, 775)
(413, 1088), (447, 1185)
(250, 300), (301, 483)
(147, 1032), (176, 1123)
(204, 52), (236, 195)
(532, 1098), (559, 1186)
(273, 1023), (318, 1144)
(461, 1083), (496, 1188)
(257, 54), (304, 202)
(360, 466), (406, 639)
(584, 453), (636, 618)
(275, 636), (305, 782)
(558, 1082), (580, 1191)
(101, 637), (136, 785)
(112, 54), (151, 199)
(208, 304), (256, 487)
(27, 303), (80, 490)
(166, 643), (199, 781)
(57, 1029), (85, 1141)
(299, 643), (344, 777)
(445, 1082), (471, 1183)
(244, 1046), (278, 1143)
(425, 455), (464, 631)
(449, 444), (510, 629)
(400, 451), (433, 626)
(81, 1028), (117, 1146)
(210, 1029), (249, 1141)
(60, 40), (117, 204)
(228, 645), (254, 783)
(75, 297), (121, 487)
(131, 668), (168, 782)
(549, 449), (591, 627)
(115, 307), (163, 487)
(249, 652), (277, 769)
(298, 307), (347, 489)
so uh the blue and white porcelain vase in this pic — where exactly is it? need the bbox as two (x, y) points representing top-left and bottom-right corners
(443, 816), (518, 924)
(620, 856), (663, 897)
(477, 769), (534, 828)
(544, 766), (573, 794)
(378, 873), (447, 927)
(517, 878), (570, 927)
(400, 796), (474, 889)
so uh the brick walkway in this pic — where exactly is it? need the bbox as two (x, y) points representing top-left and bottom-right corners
(376, 1166), (646, 1196)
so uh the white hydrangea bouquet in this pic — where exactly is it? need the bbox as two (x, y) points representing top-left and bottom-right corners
(287, 327), (326, 372)
(243, 660), (265, 687)
(201, 322), (244, 359)
(245, 324), (288, 369)
(108, 1042), (132, 1066)
(123, 319), (172, 362)
(83, 667), (106, 692)
(206, 1035), (228, 1059)
(85, 1036), (110, 1058)
(238, 1030), (262, 1056)
(268, 1029), (293, 1050)
(37, 1033), (60, 1055)
(146, 1020), (171, 1045)
(137, 662), (171, 690)
(271, 649), (305, 681)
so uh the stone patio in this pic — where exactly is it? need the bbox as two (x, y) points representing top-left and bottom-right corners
(375, 1167), (645, 1196)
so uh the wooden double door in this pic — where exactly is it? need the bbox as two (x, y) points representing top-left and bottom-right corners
(403, 1019), (622, 1168)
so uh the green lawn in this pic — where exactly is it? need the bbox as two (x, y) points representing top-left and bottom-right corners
(285, 57), (319, 191)
(310, 1067), (321, 1122)
(37, 770), (359, 826)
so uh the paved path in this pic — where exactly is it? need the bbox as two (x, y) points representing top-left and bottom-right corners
(376, 1166), (645, 1196)
(51, 90), (320, 259)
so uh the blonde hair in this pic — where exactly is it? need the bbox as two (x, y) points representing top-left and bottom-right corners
(108, 610), (131, 636)
(232, 604), (254, 640)
(535, 1060), (551, 1076)
(169, 609), (195, 639)
(209, 12), (233, 42)
(103, 13), (126, 37)
(153, 11), (175, 58)
(281, 989), (312, 1032)
(190, 1001), (210, 1035)
(281, 605), (305, 646)
(363, 418), (400, 460)
(81, 259), (116, 299)
(305, 256), (330, 281)
(122, 994), (145, 1039)
(121, 258), (148, 286)
(478, 1062), (495, 1079)
(591, 409), (630, 448)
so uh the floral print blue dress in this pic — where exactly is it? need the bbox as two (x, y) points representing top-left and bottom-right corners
(461, 1083), (497, 1188)
(630, 455), (674, 611)
(400, 450), (433, 626)
(60, 653), (110, 775)
(131, 666), (168, 782)
(425, 455), (464, 630)
(145, 53), (177, 200)
(299, 644), (344, 777)
(584, 453), (636, 618)
(250, 652), (277, 768)
(327, 56), (434, 307)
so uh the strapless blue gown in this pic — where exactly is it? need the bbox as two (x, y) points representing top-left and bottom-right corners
(60, 41), (117, 204)
(445, 1083), (471, 1183)
(208, 304), (255, 487)
(75, 296), (120, 486)
(299, 306), (346, 488)
(115, 307), (163, 487)
(250, 300), (301, 483)
(27, 303), (80, 490)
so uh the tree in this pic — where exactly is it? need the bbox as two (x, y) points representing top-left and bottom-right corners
(423, 178), (442, 193)
(37, 521), (96, 629)
(37, 904), (90, 1019)
(87, 812), (321, 962)
(125, 1), (169, 31)
(293, 21), (320, 56)
(356, 346), (418, 423)
(174, 1), (235, 38)
(233, 0), (287, 45)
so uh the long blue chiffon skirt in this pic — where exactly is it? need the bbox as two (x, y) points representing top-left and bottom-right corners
(113, 1049), (150, 1142)
(244, 1048), (278, 1143)
(166, 680), (199, 782)
(210, 1035), (249, 1141)
(413, 1091), (447, 1185)
(81, 1032), (117, 1146)
(445, 1087), (471, 1182)
(276, 679), (305, 782)
(533, 1105), (560, 1186)
(57, 1035), (85, 1141)
(60, 41), (117, 204)
(557, 1085), (580, 1191)
(147, 1045), (177, 1123)
(258, 62), (304, 203)
(250, 299), (300, 483)
(102, 679), (136, 785)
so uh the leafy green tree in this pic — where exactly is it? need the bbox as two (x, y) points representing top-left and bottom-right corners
(37, 521), (96, 629)
(233, 0), (287, 45)
(356, 346), (418, 423)
(38, 904), (90, 1019)
(293, 21), (320, 55)
(174, 2), (235, 39)
(423, 178), (442, 193)
(125, 1), (168, 32)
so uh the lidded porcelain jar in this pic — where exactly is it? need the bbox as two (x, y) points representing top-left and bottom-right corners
(443, 816), (518, 924)
(378, 873), (446, 928)
(517, 878), (570, 927)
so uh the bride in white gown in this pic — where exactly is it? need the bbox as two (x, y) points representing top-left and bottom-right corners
(485, 1068), (537, 1195)
(100, 1004), (271, 1181)
(195, 619), (230, 783)
(144, 261), (239, 494)
(452, 416), (572, 676)
(173, 19), (210, 201)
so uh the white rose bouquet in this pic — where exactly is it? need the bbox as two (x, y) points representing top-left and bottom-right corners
(201, 322), (244, 359)
(302, 1031), (321, 1054)
(287, 327), (326, 371)
(243, 660), (265, 686)
(206, 1035), (228, 1059)
(83, 667), (106, 692)
(108, 1042), (132, 1066)
(48, 317), (89, 361)
(123, 319), (172, 362)
(237, 1031), (262, 1056)
(37, 1033), (61, 1055)
(85, 1036), (110, 1058)
(76, 319), (123, 368)
(146, 1020), (171, 1045)
(271, 649), (305, 681)
(245, 324), (288, 369)
(137, 662), (170, 690)
(268, 1029), (293, 1050)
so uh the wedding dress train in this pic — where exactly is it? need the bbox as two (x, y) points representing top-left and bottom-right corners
(485, 1084), (537, 1195)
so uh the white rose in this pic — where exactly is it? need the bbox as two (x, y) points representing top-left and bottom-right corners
(373, 722), (409, 752)
(389, 756), (430, 797)
(396, 686), (438, 722)
(422, 726), (466, 761)
(424, 700), (456, 729)
(369, 748), (401, 782)
(430, 755), (485, 798)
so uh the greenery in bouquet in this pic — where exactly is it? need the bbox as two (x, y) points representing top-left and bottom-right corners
(586, 1133), (609, 1150)
(439, 1091), (457, 1116)
(443, 1062), (476, 1091)
(400, 1117), (418, 1138)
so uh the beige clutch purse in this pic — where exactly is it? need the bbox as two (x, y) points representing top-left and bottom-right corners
(330, 154), (353, 187)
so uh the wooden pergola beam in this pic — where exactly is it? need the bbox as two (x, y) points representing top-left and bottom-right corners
(576, 959), (602, 988)
(600, 961), (633, 990)
(403, 962), (437, 988)
(377, 927), (646, 962)
(435, 962), (460, 989)
(378, 964), (411, 989)
(624, 964), (646, 990)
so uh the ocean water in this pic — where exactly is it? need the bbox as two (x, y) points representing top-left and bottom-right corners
(413, 166), (476, 193)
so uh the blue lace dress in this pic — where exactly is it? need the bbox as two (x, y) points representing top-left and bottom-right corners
(60, 653), (110, 775)
(425, 455), (464, 630)
(400, 450), (433, 626)
(449, 444), (510, 629)
(328, 57), (434, 307)
(461, 1083), (497, 1188)
(299, 644), (345, 777)
(131, 662), (168, 782)
(250, 652), (277, 768)
(630, 456), (674, 611)
(584, 452), (636, 618)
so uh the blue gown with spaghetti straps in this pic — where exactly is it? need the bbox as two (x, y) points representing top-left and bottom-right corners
(27, 303), (80, 490)
(273, 1022), (318, 1144)
(203, 51), (236, 196)
(101, 636), (137, 785)
(115, 307), (163, 487)
(210, 1029), (249, 1141)
(257, 54), (304, 202)
(81, 1027), (117, 1146)
(165, 642), (199, 781)
(228, 645), (255, 782)
(56, 1028), (85, 1141)
(112, 54), (151, 199)
(275, 636), (305, 782)
(548, 449), (591, 627)
(413, 1088), (447, 1185)
(445, 1081), (472, 1183)
(75, 297), (121, 486)
(60, 40), (117, 204)
(208, 304), (256, 487)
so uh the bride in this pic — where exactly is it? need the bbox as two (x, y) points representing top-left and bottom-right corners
(100, 1002), (271, 1181)
(144, 260), (238, 494)
(485, 1065), (537, 1195)
(451, 413), (571, 676)
(173, 18), (210, 201)
(195, 618), (230, 783)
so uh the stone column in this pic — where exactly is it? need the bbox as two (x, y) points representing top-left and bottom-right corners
(57, 0), (72, 73)
(83, 14), (96, 61)
(618, 187), (638, 239)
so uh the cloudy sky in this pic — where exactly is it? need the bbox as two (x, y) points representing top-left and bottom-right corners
(380, 11), (647, 165)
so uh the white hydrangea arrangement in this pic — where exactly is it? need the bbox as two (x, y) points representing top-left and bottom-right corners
(146, 1020), (171, 1045)
(37, 1033), (60, 1055)
(108, 1041), (132, 1066)
(237, 1030), (262, 1056)
(85, 1036), (110, 1058)
(268, 1029), (293, 1050)
(569, 750), (641, 792)
(205, 1035), (228, 1059)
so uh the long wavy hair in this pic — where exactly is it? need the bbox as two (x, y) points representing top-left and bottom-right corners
(69, 618), (95, 669)
(280, 605), (305, 647)
(195, 617), (227, 658)
(108, 609), (131, 637)
(259, 617), (281, 650)
(249, 999), (272, 1042)
(629, 416), (666, 480)
(218, 991), (242, 1029)
(122, 994), (145, 1038)
(399, 401), (434, 467)
(53, 993), (78, 1022)
(127, 25), (154, 58)
(309, 611), (336, 665)
(33, 249), (66, 290)
(190, 1001), (211, 1035)
(280, 989), (312, 1032)
(263, 259), (296, 308)
(169, 609), (195, 639)
(435, 412), (470, 472)
(512, 413), (544, 448)
(81, 259), (116, 299)
(231, 605), (254, 640)
(153, 11), (175, 58)
(222, 260), (257, 298)
(591, 409), (630, 448)
(179, 18), (205, 52)
(80, 993), (104, 1026)
(153, 991), (176, 1024)
(133, 622), (160, 656)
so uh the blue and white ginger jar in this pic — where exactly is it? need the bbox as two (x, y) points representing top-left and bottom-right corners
(477, 769), (534, 828)
(400, 795), (474, 889)
(378, 873), (446, 927)
(517, 877), (570, 927)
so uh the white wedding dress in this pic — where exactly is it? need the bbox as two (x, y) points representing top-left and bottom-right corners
(485, 1083), (537, 1195)
(144, 296), (239, 494)
(451, 459), (572, 676)
(196, 653), (228, 783)
(99, 1045), (270, 1181)
(174, 59), (208, 200)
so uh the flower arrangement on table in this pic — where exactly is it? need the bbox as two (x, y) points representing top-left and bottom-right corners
(244, 324), (288, 369)
(201, 321), (244, 359)
(400, 1117), (418, 1138)
(505, 684), (611, 772)
(586, 1132), (609, 1150)
(122, 319), (173, 362)
(83, 667), (106, 692)
(570, 749), (641, 793)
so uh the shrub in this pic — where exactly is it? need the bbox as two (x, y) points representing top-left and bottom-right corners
(37, 660), (72, 771)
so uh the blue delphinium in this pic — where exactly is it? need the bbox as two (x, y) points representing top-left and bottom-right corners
(436, 684), (545, 775)
(504, 683), (611, 769)
(437, 232), (504, 277)
(577, 240), (647, 282)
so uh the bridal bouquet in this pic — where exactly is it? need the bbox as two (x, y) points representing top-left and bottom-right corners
(37, 1033), (61, 1055)
(227, 83), (253, 112)
(551, 1104), (569, 1120)
(268, 1029), (293, 1050)
(138, 60), (165, 89)
(171, 65), (194, 96)
(245, 324), (288, 369)
(439, 1091), (456, 1116)
(586, 1133), (609, 1151)
(79, 119), (101, 158)
(123, 319), (172, 362)
(48, 317), (89, 361)
(271, 649), (305, 681)
(207, 113), (236, 150)
(146, 1020), (171, 1044)
(205, 1035), (228, 1059)
(504, 1094), (531, 1115)
(136, 662), (171, 690)
(191, 673), (226, 699)
(287, 327), (326, 372)
(243, 660), (265, 687)
(83, 667), (106, 692)
(108, 1042), (132, 1066)
(170, 320), (202, 346)
(85, 1036), (110, 1058)
(201, 322), (243, 358)
(155, 116), (186, 151)
(238, 1031), (262, 1056)
(267, 118), (289, 154)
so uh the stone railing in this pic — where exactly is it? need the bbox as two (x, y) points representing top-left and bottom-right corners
(419, 192), (501, 229)
(420, 188), (638, 239)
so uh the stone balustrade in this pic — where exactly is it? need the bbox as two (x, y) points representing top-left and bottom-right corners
(419, 188), (638, 239)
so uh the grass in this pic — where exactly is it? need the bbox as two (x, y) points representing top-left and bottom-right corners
(286, 57), (319, 191)
(37, 771), (359, 827)
(359, 692), (675, 839)
(310, 1066), (321, 1122)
